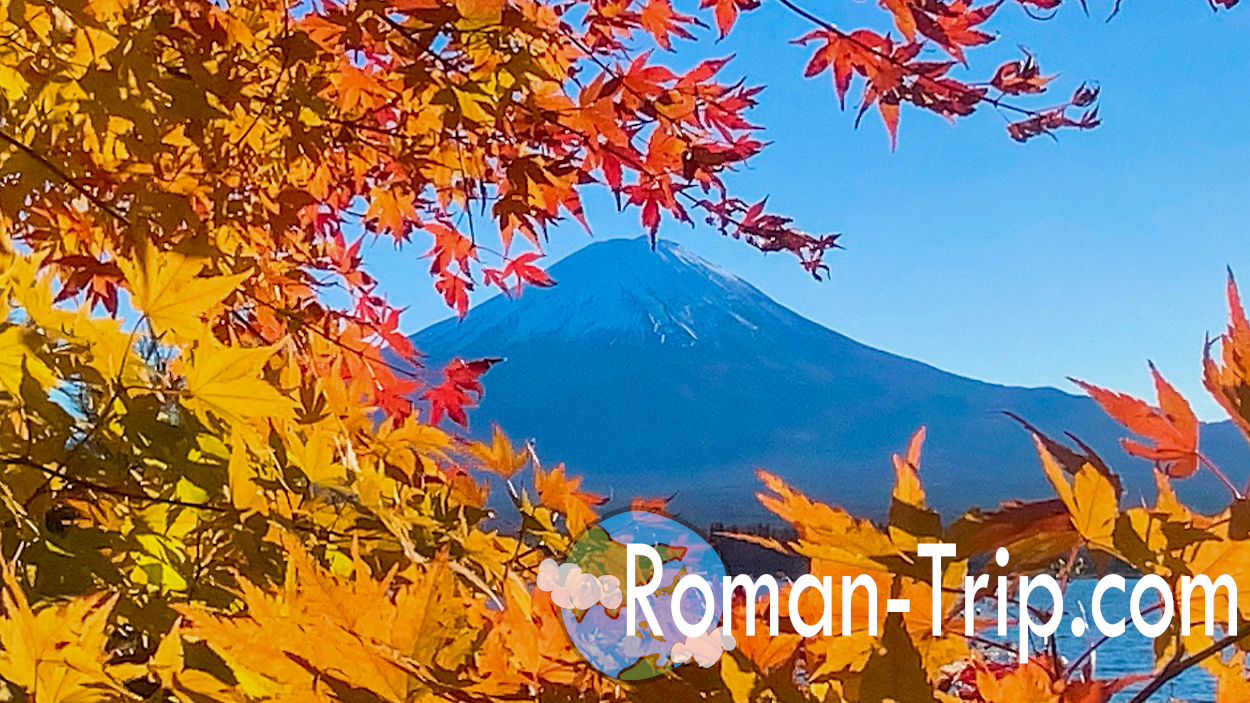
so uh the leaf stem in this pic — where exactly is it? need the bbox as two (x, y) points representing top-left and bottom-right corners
(1199, 452), (1241, 500)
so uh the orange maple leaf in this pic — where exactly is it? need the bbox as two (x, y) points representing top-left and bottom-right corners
(1204, 271), (1250, 440)
(535, 462), (606, 535)
(1073, 364), (1200, 478)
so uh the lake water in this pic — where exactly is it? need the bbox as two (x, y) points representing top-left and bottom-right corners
(977, 578), (1216, 702)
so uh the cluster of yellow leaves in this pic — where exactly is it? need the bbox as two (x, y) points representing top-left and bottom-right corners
(0, 226), (620, 703)
(0, 564), (127, 703)
(178, 541), (484, 703)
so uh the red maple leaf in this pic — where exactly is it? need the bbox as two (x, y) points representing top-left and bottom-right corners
(423, 357), (501, 426)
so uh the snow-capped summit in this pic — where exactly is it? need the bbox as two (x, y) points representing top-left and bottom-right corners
(419, 237), (797, 350)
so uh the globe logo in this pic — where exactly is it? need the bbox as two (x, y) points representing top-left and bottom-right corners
(536, 510), (732, 681)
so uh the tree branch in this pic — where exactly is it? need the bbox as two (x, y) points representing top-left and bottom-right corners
(0, 130), (130, 224)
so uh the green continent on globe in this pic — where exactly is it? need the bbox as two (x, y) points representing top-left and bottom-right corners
(566, 524), (687, 623)
(617, 654), (668, 682)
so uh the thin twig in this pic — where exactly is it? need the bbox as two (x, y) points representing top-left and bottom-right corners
(1, 455), (228, 512)
(1124, 629), (1250, 703)
(0, 131), (130, 224)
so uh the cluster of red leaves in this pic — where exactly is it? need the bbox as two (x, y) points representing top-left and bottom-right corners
(790, 0), (1109, 146)
(424, 358), (502, 426)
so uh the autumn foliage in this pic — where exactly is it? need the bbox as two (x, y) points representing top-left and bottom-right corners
(0, 0), (1246, 701)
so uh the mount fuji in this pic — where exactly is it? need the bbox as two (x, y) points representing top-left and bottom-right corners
(413, 236), (1249, 524)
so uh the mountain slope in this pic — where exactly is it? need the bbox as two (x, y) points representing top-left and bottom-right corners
(414, 237), (1249, 523)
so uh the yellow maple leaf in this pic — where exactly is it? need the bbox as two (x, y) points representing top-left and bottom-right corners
(0, 326), (56, 395)
(1038, 441), (1117, 552)
(179, 339), (293, 427)
(469, 423), (527, 478)
(757, 470), (901, 571)
(0, 564), (126, 703)
(119, 245), (249, 341)
(535, 462), (604, 535)
(291, 428), (344, 485)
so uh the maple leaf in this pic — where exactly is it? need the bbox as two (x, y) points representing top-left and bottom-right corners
(179, 339), (294, 427)
(535, 462), (606, 535)
(502, 252), (555, 292)
(1074, 364), (1200, 478)
(0, 563), (128, 703)
(922, 0), (1001, 63)
(425, 223), (476, 274)
(468, 423), (528, 478)
(366, 187), (419, 236)
(756, 470), (901, 571)
(435, 270), (474, 318)
(796, 29), (878, 107)
(51, 254), (123, 313)
(424, 357), (499, 426)
(1038, 440), (1118, 552)
(119, 245), (249, 341)
(991, 52), (1054, 95)
(640, 0), (699, 50)
(699, 0), (760, 37)
(373, 306), (417, 362)
(332, 61), (387, 113)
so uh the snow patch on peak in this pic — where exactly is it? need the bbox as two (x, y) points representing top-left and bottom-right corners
(415, 237), (803, 352)
(659, 240), (739, 283)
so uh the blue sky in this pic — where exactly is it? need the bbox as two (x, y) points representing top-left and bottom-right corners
(359, 0), (1250, 420)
